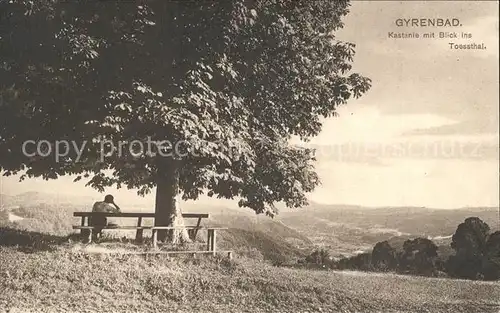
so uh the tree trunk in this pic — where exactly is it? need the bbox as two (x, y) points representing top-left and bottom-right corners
(154, 160), (191, 244)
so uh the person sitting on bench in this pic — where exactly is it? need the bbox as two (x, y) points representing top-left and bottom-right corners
(89, 194), (121, 239)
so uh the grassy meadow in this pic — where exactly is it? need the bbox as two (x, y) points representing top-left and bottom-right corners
(1, 195), (499, 312)
(1, 245), (499, 313)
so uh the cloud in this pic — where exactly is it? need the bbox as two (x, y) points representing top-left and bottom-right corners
(298, 135), (499, 169)
(299, 106), (458, 146)
(310, 158), (499, 209)
(295, 106), (498, 165)
(404, 119), (499, 137)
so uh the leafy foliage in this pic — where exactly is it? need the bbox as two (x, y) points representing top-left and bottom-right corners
(450, 217), (490, 256)
(301, 217), (500, 280)
(399, 238), (439, 276)
(332, 238), (440, 276)
(447, 217), (499, 280)
(0, 0), (370, 216)
(485, 231), (500, 257)
(304, 248), (331, 266)
(371, 241), (397, 271)
(482, 231), (500, 280)
(335, 252), (373, 271)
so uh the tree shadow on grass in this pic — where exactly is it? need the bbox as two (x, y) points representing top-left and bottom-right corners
(0, 227), (138, 253)
(0, 227), (71, 253)
(0, 227), (207, 254)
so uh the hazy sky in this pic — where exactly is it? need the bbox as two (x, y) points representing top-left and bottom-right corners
(1, 1), (499, 209)
(307, 1), (499, 208)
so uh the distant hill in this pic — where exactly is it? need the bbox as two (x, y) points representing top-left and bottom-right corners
(0, 191), (95, 208)
(0, 193), (13, 208)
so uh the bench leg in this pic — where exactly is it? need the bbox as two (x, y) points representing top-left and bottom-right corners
(87, 228), (93, 244)
(187, 229), (195, 240)
(207, 229), (217, 256)
(135, 217), (143, 243)
(207, 229), (213, 252)
(152, 229), (158, 249)
(192, 217), (202, 240)
(211, 230), (217, 257)
(80, 217), (86, 236)
(81, 229), (90, 242)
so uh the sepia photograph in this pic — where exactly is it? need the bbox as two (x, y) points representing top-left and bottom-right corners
(0, 0), (499, 312)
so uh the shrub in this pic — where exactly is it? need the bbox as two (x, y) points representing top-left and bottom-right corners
(371, 241), (397, 272)
(335, 253), (373, 271)
(450, 217), (490, 256)
(305, 248), (331, 265)
(234, 247), (265, 261)
(399, 238), (439, 276)
(446, 217), (500, 280)
(482, 231), (500, 280)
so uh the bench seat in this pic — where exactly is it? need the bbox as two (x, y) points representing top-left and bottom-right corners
(72, 226), (227, 230)
(72, 225), (207, 230)
(74, 212), (209, 218)
(73, 211), (210, 241)
(72, 210), (227, 258)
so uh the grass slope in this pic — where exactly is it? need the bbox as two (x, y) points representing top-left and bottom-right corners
(210, 213), (312, 262)
(0, 202), (311, 263)
(0, 246), (499, 313)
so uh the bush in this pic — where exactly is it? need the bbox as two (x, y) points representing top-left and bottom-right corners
(305, 248), (331, 265)
(446, 218), (500, 280)
(485, 231), (500, 257)
(450, 217), (490, 255)
(371, 241), (397, 272)
(335, 253), (373, 271)
(399, 238), (439, 276)
(234, 247), (265, 261)
(481, 256), (500, 281)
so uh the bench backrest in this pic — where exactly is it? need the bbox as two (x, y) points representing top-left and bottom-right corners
(73, 212), (209, 218)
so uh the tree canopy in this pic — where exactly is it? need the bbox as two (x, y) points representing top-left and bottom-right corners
(0, 0), (370, 218)
(451, 217), (490, 256)
(371, 240), (397, 271)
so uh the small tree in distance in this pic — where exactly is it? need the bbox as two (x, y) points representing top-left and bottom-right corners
(0, 1), (370, 243)
(447, 217), (492, 279)
(305, 248), (331, 267)
(483, 231), (500, 280)
(399, 238), (439, 276)
(372, 241), (398, 271)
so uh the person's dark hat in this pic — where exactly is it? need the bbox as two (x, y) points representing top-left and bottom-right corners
(104, 194), (114, 203)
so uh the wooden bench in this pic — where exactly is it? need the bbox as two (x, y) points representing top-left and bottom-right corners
(73, 212), (209, 241)
(72, 225), (229, 258)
